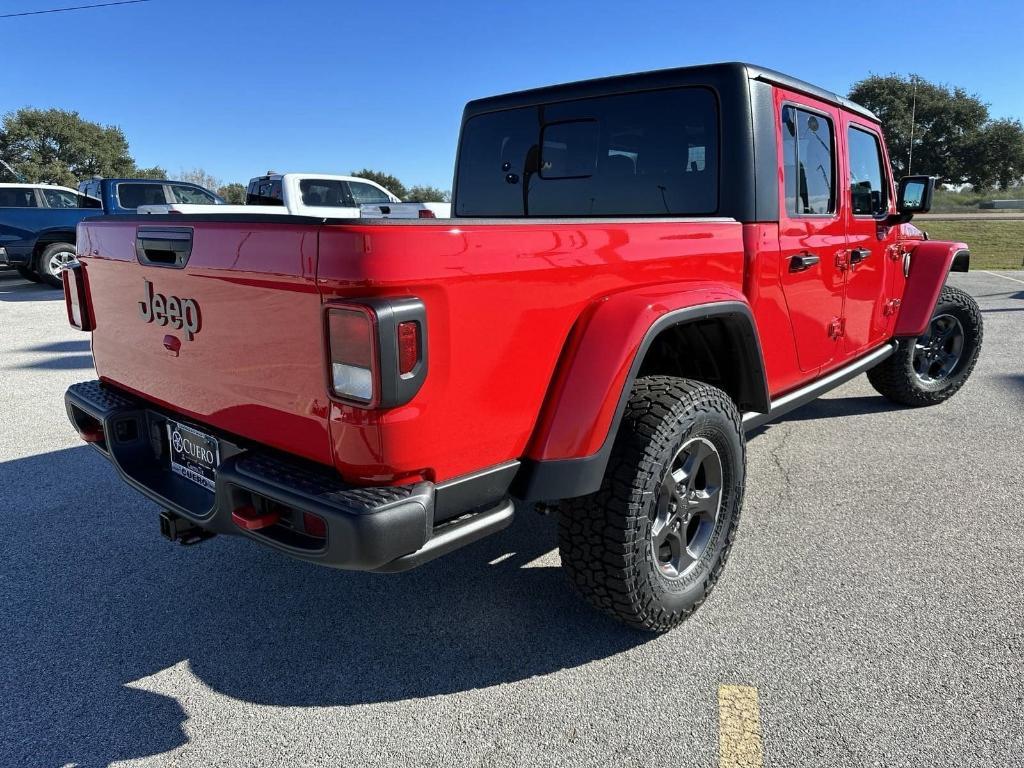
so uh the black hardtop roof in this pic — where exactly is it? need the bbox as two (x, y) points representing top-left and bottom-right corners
(463, 61), (878, 123)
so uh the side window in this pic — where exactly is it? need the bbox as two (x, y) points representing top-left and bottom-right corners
(43, 188), (80, 208)
(848, 127), (889, 216)
(348, 181), (392, 205)
(117, 183), (168, 209)
(78, 194), (102, 209)
(300, 179), (355, 207)
(169, 184), (217, 204)
(0, 187), (38, 207)
(781, 105), (835, 216)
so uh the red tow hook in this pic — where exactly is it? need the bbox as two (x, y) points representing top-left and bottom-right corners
(80, 425), (105, 443)
(231, 505), (280, 531)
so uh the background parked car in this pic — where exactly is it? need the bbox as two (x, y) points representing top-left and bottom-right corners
(0, 178), (222, 287)
(140, 173), (448, 218)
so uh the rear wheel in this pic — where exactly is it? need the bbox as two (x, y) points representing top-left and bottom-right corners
(868, 285), (983, 406)
(15, 265), (42, 283)
(36, 242), (76, 288)
(558, 377), (746, 632)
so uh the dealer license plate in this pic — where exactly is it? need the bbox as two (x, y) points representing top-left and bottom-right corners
(167, 420), (219, 491)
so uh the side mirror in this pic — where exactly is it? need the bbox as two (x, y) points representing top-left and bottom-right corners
(896, 175), (935, 217)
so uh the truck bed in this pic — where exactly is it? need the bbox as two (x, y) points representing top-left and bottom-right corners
(78, 213), (747, 484)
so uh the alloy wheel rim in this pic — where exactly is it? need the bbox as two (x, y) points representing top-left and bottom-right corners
(47, 249), (75, 278)
(651, 436), (723, 579)
(913, 314), (964, 384)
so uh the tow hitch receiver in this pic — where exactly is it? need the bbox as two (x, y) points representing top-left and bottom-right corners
(159, 510), (216, 545)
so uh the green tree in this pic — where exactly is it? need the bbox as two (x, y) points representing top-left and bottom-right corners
(176, 167), (222, 191)
(963, 118), (1024, 190)
(351, 168), (407, 199)
(217, 182), (246, 204)
(128, 165), (168, 179)
(0, 108), (139, 186)
(405, 184), (450, 202)
(848, 74), (1024, 189)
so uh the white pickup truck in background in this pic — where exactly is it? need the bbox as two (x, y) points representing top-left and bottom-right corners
(139, 172), (450, 218)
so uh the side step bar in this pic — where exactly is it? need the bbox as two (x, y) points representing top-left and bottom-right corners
(375, 499), (516, 573)
(742, 342), (896, 430)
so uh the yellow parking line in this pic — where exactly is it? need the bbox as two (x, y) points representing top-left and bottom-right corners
(718, 685), (764, 768)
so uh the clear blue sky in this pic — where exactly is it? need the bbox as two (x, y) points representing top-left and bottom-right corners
(2, 0), (1022, 190)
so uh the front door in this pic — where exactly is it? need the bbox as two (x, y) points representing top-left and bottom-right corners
(842, 119), (898, 354)
(776, 89), (847, 373)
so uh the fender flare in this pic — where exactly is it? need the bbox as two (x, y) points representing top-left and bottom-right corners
(513, 283), (769, 501)
(895, 241), (969, 337)
(33, 227), (78, 254)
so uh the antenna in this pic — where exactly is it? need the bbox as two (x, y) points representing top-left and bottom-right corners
(907, 75), (918, 176)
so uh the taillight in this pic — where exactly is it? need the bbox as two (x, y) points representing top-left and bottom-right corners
(397, 321), (421, 375)
(324, 298), (428, 408)
(417, 209), (436, 218)
(327, 307), (377, 403)
(62, 261), (93, 331)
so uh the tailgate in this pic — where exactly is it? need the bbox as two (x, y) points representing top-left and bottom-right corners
(80, 218), (332, 465)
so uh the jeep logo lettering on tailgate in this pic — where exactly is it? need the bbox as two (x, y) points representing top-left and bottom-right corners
(139, 279), (202, 340)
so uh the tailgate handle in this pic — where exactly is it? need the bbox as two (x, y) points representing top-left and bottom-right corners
(136, 227), (193, 268)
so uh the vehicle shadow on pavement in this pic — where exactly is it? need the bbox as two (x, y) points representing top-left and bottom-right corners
(25, 340), (92, 354)
(0, 272), (63, 302)
(2, 446), (650, 767)
(771, 394), (901, 423)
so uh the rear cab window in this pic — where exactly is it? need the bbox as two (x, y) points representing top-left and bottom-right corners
(456, 86), (719, 217)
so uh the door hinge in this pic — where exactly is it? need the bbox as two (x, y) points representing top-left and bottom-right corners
(886, 243), (903, 260)
(828, 317), (845, 339)
(883, 298), (902, 316)
(834, 250), (850, 271)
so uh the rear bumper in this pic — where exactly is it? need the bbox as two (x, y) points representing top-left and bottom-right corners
(65, 380), (513, 571)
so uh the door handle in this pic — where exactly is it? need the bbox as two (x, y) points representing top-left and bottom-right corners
(849, 248), (871, 265)
(135, 226), (193, 268)
(788, 253), (820, 272)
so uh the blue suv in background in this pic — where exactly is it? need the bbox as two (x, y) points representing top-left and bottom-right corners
(0, 178), (222, 287)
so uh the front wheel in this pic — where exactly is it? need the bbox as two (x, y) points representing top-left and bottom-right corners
(867, 285), (983, 407)
(558, 377), (746, 632)
(36, 242), (76, 288)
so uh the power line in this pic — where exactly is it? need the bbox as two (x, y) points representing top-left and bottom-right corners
(0, 0), (152, 19)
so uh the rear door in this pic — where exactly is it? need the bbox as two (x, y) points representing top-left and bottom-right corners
(775, 88), (847, 373)
(841, 118), (899, 354)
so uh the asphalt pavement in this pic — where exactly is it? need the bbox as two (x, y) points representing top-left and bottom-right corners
(1, 268), (1022, 767)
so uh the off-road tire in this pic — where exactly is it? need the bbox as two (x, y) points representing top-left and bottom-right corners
(15, 266), (41, 283)
(867, 285), (982, 407)
(558, 377), (746, 632)
(35, 241), (76, 288)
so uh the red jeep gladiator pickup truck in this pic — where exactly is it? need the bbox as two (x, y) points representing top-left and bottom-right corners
(64, 63), (981, 632)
